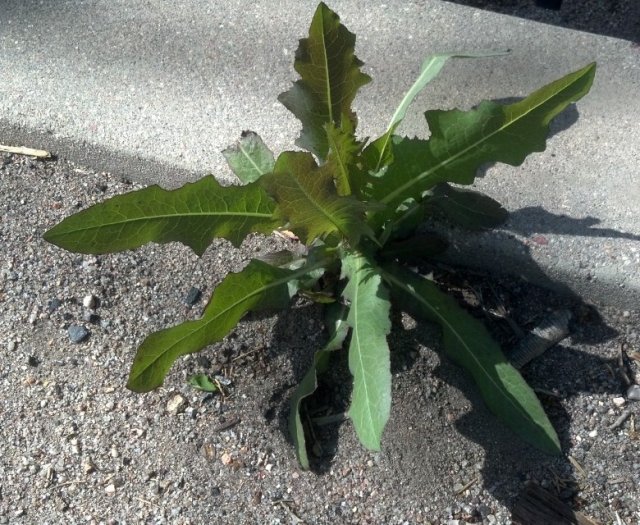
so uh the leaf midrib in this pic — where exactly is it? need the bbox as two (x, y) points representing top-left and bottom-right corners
(238, 142), (269, 178)
(54, 209), (276, 234)
(319, 13), (333, 124)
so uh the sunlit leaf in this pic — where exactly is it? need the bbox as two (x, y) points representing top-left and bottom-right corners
(370, 50), (510, 173)
(187, 374), (218, 392)
(222, 130), (275, 184)
(126, 259), (326, 392)
(44, 176), (279, 256)
(278, 2), (371, 161)
(369, 63), (596, 228)
(326, 120), (361, 196)
(261, 151), (375, 245)
(342, 253), (392, 450)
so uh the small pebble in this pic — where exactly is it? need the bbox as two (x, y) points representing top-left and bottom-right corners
(68, 325), (90, 343)
(49, 298), (62, 313)
(613, 397), (626, 407)
(166, 393), (188, 414)
(83, 295), (97, 309)
(628, 384), (640, 401)
(185, 287), (202, 306)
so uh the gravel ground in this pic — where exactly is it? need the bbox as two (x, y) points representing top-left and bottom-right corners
(1, 152), (639, 525)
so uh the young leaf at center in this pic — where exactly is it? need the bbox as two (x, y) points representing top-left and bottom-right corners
(261, 151), (375, 246)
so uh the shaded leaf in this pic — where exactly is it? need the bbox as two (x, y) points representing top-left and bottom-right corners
(342, 253), (392, 450)
(261, 151), (374, 245)
(369, 63), (596, 227)
(382, 263), (561, 455)
(289, 304), (349, 469)
(299, 290), (336, 303)
(278, 2), (371, 161)
(379, 233), (448, 262)
(187, 374), (218, 392)
(222, 130), (275, 184)
(44, 176), (280, 256)
(428, 183), (508, 230)
(127, 259), (326, 392)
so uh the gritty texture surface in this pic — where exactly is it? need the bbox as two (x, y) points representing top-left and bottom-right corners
(1, 0), (638, 311)
(1, 153), (640, 524)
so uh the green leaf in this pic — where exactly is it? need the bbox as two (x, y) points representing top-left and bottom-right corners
(382, 263), (561, 455)
(326, 121), (361, 196)
(43, 176), (280, 256)
(261, 151), (375, 246)
(370, 63), (596, 225)
(222, 131), (275, 184)
(371, 50), (510, 173)
(278, 2), (371, 161)
(289, 304), (349, 469)
(126, 259), (325, 392)
(187, 374), (218, 392)
(427, 183), (508, 230)
(341, 252), (392, 450)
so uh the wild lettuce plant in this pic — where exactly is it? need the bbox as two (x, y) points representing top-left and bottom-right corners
(44, 3), (595, 467)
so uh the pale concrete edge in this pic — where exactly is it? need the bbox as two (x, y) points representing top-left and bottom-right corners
(3, 119), (637, 311)
(0, 120), (201, 189)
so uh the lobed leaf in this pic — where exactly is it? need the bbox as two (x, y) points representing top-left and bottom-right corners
(126, 259), (325, 392)
(382, 263), (561, 455)
(278, 2), (371, 161)
(289, 304), (350, 469)
(222, 131), (275, 184)
(342, 252), (392, 451)
(370, 50), (510, 174)
(261, 151), (375, 246)
(369, 63), (596, 227)
(427, 182), (508, 231)
(44, 176), (280, 256)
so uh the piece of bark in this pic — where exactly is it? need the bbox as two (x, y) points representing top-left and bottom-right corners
(512, 482), (601, 525)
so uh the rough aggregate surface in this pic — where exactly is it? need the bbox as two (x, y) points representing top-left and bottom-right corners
(1, 153), (639, 524)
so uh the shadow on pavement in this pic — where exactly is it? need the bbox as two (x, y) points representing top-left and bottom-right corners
(440, 0), (640, 44)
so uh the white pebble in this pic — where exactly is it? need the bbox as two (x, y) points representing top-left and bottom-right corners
(613, 397), (626, 407)
(588, 430), (598, 438)
(83, 295), (97, 309)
